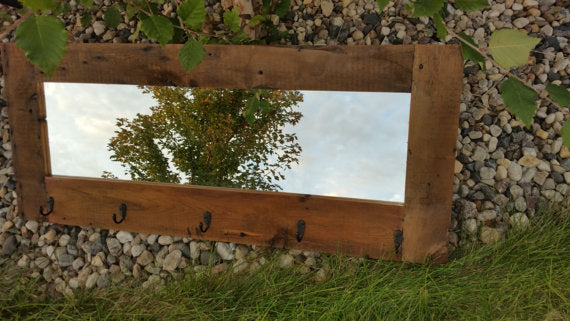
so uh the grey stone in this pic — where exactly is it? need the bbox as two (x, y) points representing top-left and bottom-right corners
(17, 255), (30, 268)
(137, 250), (154, 266)
(235, 245), (249, 260)
(25, 220), (39, 234)
(520, 167), (537, 183)
(533, 171), (548, 185)
(130, 244), (145, 257)
(560, 158), (570, 171)
(147, 234), (158, 245)
(514, 197), (527, 212)
(157, 235), (173, 245)
(510, 185), (524, 199)
(72, 257), (84, 270)
(163, 250), (182, 271)
(216, 242), (234, 261)
(321, 0), (334, 17)
(462, 200), (478, 218)
(35, 256), (50, 269)
(464, 218), (478, 235)
(58, 234), (71, 247)
(96, 273), (111, 288)
(480, 167), (496, 180)
(58, 254), (75, 267)
(489, 125), (502, 137)
(93, 21), (106, 36)
(508, 162), (523, 181)
(106, 237), (122, 256)
(278, 254), (294, 269)
(2, 235), (17, 255)
(68, 278), (80, 289)
(189, 241), (200, 260)
(200, 251), (211, 266)
(480, 227), (502, 244)
(109, 264), (125, 283)
(85, 272), (99, 289)
(471, 146), (488, 162)
(116, 231), (133, 244)
(510, 213), (530, 229)
(477, 210), (497, 221)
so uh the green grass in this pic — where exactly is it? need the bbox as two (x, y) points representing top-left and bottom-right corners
(1, 205), (569, 321)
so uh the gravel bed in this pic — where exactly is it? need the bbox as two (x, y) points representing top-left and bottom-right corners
(0, 0), (569, 296)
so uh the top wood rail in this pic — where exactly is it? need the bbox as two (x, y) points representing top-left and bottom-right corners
(4, 43), (415, 92)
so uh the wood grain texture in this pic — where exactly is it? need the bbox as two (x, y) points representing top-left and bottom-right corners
(6, 43), (417, 92)
(1, 45), (48, 221)
(46, 176), (404, 259)
(402, 45), (463, 263)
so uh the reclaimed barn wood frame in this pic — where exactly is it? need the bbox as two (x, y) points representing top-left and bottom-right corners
(1, 43), (463, 263)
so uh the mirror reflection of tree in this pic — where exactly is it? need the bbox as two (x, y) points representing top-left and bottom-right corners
(106, 86), (303, 191)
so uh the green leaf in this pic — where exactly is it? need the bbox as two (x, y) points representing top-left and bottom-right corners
(80, 14), (92, 28)
(223, 8), (241, 32)
(455, 0), (489, 11)
(459, 33), (485, 71)
(20, 0), (54, 11)
(262, 0), (271, 14)
(488, 29), (540, 70)
(561, 121), (570, 150)
(53, 1), (71, 15)
(177, 0), (206, 31)
(14, 15), (67, 77)
(104, 6), (121, 29)
(125, 4), (138, 20)
(376, 0), (389, 12)
(275, 0), (290, 18)
(410, 0), (445, 17)
(499, 78), (537, 128)
(260, 101), (271, 113)
(231, 32), (250, 43)
(178, 37), (205, 71)
(432, 12), (446, 40)
(248, 15), (267, 27)
(140, 14), (173, 46)
(546, 83), (570, 108)
(132, 20), (142, 43)
(79, 0), (94, 8)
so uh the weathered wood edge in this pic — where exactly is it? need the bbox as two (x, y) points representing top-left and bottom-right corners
(1, 44), (48, 222)
(5, 43), (415, 93)
(402, 44), (463, 264)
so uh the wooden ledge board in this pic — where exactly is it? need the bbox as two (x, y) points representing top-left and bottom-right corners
(1, 43), (463, 262)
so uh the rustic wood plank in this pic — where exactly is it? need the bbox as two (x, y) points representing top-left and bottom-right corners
(12, 43), (416, 93)
(46, 176), (404, 259)
(402, 45), (463, 263)
(1, 44), (48, 221)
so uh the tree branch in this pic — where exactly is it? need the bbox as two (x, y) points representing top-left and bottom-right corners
(447, 27), (569, 116)
(0, 10), (31, 40)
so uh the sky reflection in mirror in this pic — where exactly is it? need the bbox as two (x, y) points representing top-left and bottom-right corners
(44, 83), (410, 202)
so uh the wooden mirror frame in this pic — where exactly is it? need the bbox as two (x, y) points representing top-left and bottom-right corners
(1, 43), (462, 263)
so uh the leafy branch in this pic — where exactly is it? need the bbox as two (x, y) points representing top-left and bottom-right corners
(375, 0), (570, 148)
(9, 0), (295, 124)
(446, 28), (569, 117)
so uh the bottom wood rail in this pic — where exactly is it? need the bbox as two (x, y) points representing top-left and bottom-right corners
(45, 176), (405, 260)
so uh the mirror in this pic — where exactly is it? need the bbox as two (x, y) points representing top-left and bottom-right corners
(44, 83), (410, 202)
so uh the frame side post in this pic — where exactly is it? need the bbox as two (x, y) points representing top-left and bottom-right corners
(402, 45), (463, 263)
(1, 44), (49, 221)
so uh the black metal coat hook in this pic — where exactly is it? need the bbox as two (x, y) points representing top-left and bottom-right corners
(394, 230), (403, 254)
(296, 220), (305, 242)
(112, 203), (127, 224)
(39, 197), (54, 216)
(199, 211), (211, 233)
